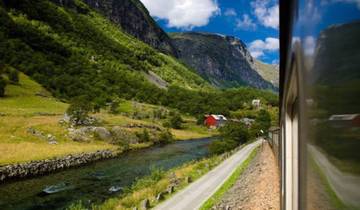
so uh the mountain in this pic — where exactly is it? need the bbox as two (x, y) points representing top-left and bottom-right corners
(0, 0), (211, 106)
(170, 32), (277, 90)
(50, 0), (178, 57)
(254, 60), (279, 87)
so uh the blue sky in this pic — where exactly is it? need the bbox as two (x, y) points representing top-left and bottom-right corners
(140, 0), (279, 64)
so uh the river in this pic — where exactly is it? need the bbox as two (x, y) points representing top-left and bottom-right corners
(0, 137), (216, 210)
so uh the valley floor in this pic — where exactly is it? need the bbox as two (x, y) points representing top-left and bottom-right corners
(0, 74), (216, 166)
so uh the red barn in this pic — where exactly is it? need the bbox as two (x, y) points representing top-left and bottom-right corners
(204, 114), (227, 128)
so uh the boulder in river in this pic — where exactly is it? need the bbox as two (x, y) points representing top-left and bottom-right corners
(42, 182), (74, 194)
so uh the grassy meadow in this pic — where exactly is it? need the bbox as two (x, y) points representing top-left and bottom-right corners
(0, 74), (215, 165)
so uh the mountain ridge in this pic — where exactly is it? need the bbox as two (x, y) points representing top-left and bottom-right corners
(170, 32), (277, 90)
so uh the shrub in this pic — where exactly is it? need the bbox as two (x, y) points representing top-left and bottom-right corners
(219, 122), (250, 145)
(67, 96), (93, 126)
(209, 139), (237, 155)
(5, 66), (19, 84)
(196, 114), (205, 125)
(109, 97), (121, 114)
(0, 76), (6, 97)
(169, 112), (183, 129)
(255, 109), (271, 135)
(158, 129), (173, 145)
(136, 129), (150, 143)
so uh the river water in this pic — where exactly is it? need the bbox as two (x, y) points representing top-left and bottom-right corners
(0, 137), (216, 210)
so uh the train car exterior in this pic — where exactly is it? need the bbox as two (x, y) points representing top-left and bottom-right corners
(277, 0), (360, 210)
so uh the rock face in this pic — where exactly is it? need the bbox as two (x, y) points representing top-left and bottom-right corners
(82, 0), (178, 57)
(170, 32), (277, 90)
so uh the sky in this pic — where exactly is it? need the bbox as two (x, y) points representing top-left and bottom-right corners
(140, 0), (280, 64)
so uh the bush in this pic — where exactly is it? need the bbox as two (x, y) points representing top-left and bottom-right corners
(5, 66), (19, 84)
(256, 109), (271, 135)
(158, 129), (173, 145)
(109, 97), (121, 114)
(209, 139), (238, 155)
(136, 129), (150, 143)
(196, 114), (205, 125)
(67, 96), (93, 126)
(0, 76), (6, 97)
(219, 122), (250, 145)
(250, 109), (272, 137)
(169, 112), (183, 129)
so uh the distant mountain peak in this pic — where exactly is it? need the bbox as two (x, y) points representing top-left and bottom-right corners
(170, 32), (277, 90)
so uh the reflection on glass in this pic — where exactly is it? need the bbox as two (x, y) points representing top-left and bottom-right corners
(300, 2), (360, 209)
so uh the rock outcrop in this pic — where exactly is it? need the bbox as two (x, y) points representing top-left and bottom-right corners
(170, 32), (277, 90)
(50, 0), (178, 56)
(85, 0), (178, 56)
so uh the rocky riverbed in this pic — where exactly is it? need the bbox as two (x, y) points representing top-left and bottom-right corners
(213, 142), (280, 210)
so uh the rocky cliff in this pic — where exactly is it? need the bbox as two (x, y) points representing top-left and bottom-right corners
(170, 32), (277, 90)
(51, 0), (178, 56)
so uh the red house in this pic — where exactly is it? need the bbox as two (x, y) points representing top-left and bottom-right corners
(204, 114), (227, 128)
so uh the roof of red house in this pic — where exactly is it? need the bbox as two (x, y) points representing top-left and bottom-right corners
(210, 114), (227, 121)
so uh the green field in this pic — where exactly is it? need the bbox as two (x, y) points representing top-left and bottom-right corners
(0, 74), (215, 165)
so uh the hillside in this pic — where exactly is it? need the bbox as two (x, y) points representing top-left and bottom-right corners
(170, 32), (277, 90)
(0, 73), (116, 165)
(0, 0), (211, 107)
(254, 60), (279, 87)
(52, 0), (179, 57)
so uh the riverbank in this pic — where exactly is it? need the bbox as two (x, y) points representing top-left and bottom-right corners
(68, 149), (229, 210)
(0, 150), (117, 182)
(66, 141), (257, 210)
(0, 136), (217, 183)
(0, 138), (216, 210)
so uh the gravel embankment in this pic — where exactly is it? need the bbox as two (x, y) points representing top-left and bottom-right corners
(214, 142), (280, 210)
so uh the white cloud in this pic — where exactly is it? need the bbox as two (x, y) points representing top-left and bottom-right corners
(140, 0), (220, 30)
(251, 0), (279, 29)
(248, 37), (279, 58)
(236, 14), (257, 30)
(304, 36), (316, 55)
(224, 8), (237, 16)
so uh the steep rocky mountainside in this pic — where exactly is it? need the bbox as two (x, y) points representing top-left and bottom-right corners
(51, 0), (178, 56)
(170, 32), (277, 90)
(0, 0), (210, 105)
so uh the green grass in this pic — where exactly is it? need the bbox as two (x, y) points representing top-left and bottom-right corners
(199, 146), (259, 210)
(0, 73), (68, 115)
(0, 73), (117, 165)
(0, 74), (215, 165)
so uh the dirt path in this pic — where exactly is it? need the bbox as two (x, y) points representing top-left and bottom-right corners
(154, 140), (262, 210)
(214, 142), (280, 210)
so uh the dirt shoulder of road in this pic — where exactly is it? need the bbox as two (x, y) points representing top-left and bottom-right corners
(214, 142), (280, 210)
